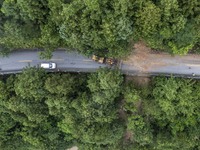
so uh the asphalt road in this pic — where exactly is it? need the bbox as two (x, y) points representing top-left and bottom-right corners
(0, 49), (107, 74)
(0, 49), (200, 78)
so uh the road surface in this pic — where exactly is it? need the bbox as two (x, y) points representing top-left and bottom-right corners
(0, 49), (107, 74)
(121, 42), (200, 78)
(0, 49), (200, 78)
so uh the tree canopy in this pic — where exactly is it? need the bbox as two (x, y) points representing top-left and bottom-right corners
(0, 68), (199, 149)
(0, 0), (199, 57)
(0, 68), (125, 149)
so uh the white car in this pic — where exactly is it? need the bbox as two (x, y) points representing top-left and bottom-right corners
(40, 62), (56, 69)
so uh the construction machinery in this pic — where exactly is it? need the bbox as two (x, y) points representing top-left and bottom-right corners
(92, 55), (117, 65)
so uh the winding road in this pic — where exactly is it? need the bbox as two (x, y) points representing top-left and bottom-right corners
(0, 49), (200, 78)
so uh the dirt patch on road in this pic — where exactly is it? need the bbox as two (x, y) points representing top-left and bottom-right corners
(124, 41), (171, 72)
(124, 42), (151, 71)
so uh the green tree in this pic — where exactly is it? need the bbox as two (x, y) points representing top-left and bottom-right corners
(123, 82), (140, 113)
(0, 110), (17, 145)
(1, 0), (48, 24)
(0, 0), (54, 57)
(139, 0), (200, 54)
(87, 68), (123, 103)
(123, 82), (153, 146)
(1, 20), (40, 48)
(14, 67), (46, 100)
(45, 73), (76, 95)
(178, 0), (200, 18)
(0, 69), (70, 149)
(135, 1), (161, 37)
(58, 0), (134, 57)
(58, 69), (125, 146)
(127, 115), (153, 146)
(146, 77), (199, 134)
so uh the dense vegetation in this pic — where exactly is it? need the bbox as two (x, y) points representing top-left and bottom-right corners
(0, 0), (200, 57)
(0, 67), (199, 149)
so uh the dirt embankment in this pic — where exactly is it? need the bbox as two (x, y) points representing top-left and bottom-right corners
(123, 42), (169, 72)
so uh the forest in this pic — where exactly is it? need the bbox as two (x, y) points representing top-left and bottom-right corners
(0, 0), (200, 149)
(0, 0), (200, 57)
(0, 67), (199, 149)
